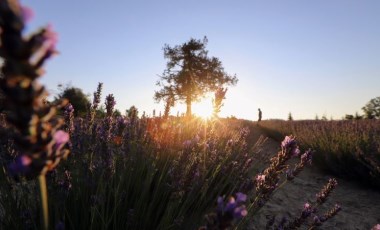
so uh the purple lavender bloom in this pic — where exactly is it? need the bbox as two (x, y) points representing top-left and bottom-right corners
(217, 196), (224, 212)
(301, 149), (313, 165)
(55, 221), (64, 230)
(286, 169), (294, 179)
(20, 5), (34, 23)
(281, 136), (297, 150)
(183, 140), (192, 148)
(236, 192), (247, 203)
(116, 116), (127, 126)
(371, 224), (380, 230)
(292, 147), (301, 157)
(54, 130), (69, 149)
(93, 83), (103, 109)
(301, 202), (313, 218)
(8, 155), (32, 175)
(64, 103), (74, 114)
(217, 193), (248, 221)
(105, 94), (116, 116)
(313, 216), (322, 226)
(39, 24), (58, 57)
(256, 174), (266, 184)
(225, 197), (236, 212)
(233, 205), (248, 218)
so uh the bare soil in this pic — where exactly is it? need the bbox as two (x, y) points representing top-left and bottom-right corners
(247, 126), (380, 229)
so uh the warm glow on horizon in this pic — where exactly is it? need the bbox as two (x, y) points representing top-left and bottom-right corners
(192, 94), (214, 119)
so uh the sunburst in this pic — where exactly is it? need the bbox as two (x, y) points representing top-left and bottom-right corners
(192, 94), (214, 119)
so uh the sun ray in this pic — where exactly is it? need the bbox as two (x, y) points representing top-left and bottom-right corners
(193, 94), (214, 119)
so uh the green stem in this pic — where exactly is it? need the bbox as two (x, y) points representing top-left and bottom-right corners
(38, 175), (49, 230)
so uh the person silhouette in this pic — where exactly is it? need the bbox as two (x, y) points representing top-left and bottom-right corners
(258, 108), (262, 122)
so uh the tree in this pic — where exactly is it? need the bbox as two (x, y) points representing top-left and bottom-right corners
(212, 87), (227, 118)
(55, 85), (90, 117)
(113, 109), (121, 117)
(126, 105), (139, 120)
(288, 112), (293, 121)
(155, 37), (238, 117)
(362, 96), (380, 119)
(162, 87), (175, 119)
(354, 112), (363, 120)
(345, 114), (354, 120)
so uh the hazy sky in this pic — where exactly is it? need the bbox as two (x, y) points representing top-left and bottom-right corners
(23, 0), (380, 120)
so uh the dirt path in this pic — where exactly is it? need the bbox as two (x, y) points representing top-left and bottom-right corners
(247, 125), (380, 229)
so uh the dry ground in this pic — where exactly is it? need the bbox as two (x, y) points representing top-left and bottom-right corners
(247, 125), (380, 229)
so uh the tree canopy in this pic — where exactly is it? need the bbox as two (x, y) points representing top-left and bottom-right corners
(362, 96), (380, 119)
(154, 37), (238, 117)
(55, 85), (90, 117)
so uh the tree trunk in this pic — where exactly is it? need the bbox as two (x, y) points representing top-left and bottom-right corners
(186, 94), (192, 118)
(185, 70), (193, 118)
(163, 99), (170, 119)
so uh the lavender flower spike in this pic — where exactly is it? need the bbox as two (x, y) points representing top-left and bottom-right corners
(281, 135), (297, 149)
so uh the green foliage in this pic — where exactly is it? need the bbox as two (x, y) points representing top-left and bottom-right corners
(113, 109), (121, 117)
(345, 114), (354, 120)
(126, 105), (139, 119)
(212, 87), (227, 118)
(155, 37), (238, 117)
(362, 96), (380, 119)
(345, 112), (363, 120)
(95, 105), (106, 118)
(288, 112), (293, 121)
(56, 85), (90, 117)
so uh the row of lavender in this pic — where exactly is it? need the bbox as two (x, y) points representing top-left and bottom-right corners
(0, 97), (343, 229)
(258, 119), (380, 188)
(1, 0), (377, 229)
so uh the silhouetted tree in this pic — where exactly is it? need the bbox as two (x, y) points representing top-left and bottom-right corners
(126, 105), (138, 120)
(354, 112), (363, 120)
(113, 109), (121, 117)
(212, 87), (227, 118)
(163, 87), (175, 119)
(163, 97), (174, 119)
(345, 114), (354, 120)
(362, 96), (380, 119)
(155, 37), (238, 117)
(55, 85), (90, 117)
(288, 112), (293, 121)
(96, 105), (106, 118)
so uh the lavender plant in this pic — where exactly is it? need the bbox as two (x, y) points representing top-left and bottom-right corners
(259, 119), (380, 188)
(0, 1), (70, 229)
(201, 136), (342, 230)
(0, 1), (347, 229)
(283, 178), (340, 229)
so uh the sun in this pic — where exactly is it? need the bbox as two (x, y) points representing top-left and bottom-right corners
(192, 95), (214, 119)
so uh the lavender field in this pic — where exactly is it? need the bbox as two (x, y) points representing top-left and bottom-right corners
(1, 1), (380, 230)
(259, 119), (380, 188)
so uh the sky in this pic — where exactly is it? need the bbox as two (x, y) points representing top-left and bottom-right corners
(22, 0), (380, 120)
